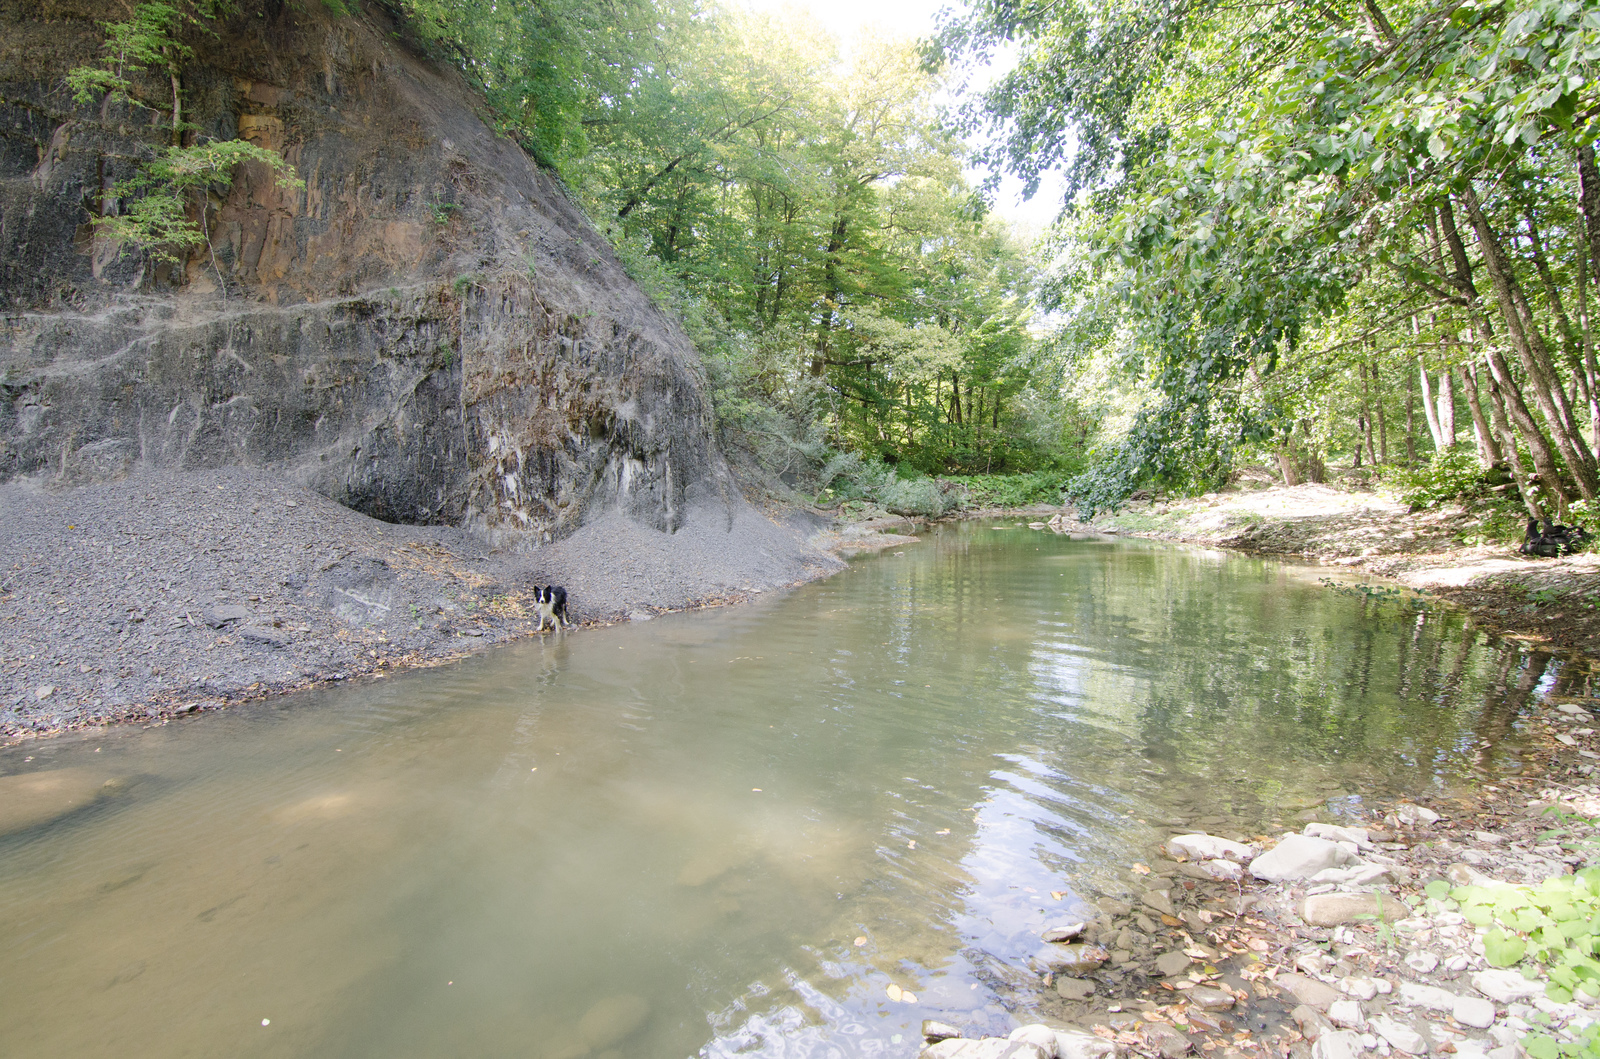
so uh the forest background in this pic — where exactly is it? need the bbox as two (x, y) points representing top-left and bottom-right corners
(78, 0), (1600, 529)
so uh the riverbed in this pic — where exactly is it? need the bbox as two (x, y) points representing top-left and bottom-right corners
(0, 523), (1558, 1058)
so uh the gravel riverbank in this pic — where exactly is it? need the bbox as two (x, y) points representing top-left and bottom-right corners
(0, 466), (843, 743)
(909, 696), (1600, 1059)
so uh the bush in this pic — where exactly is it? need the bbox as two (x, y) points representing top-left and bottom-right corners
(1383, 447), (1498, 510)
(940, 472), (1065, 509)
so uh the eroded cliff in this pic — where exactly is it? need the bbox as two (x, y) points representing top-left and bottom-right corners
(1, 0), (738, 540)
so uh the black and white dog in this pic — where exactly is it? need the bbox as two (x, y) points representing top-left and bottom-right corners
(533, 585), (570, 632)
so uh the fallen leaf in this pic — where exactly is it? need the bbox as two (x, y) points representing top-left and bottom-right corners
(1131, 863), (1151, 875)
(1051, 891), (1068, 901)
(854, 937), (867, 947)
(1246, 938), (1268, 952)
(1161, 914), (1182, 927)
(886, 983), (903, 1002)
(907, 840), (916, 849)
(936, 829), (950, 835)
(901, 991), (917, 1004)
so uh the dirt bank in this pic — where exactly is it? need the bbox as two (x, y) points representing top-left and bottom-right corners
(0, 466), (843, 743)
(1075, 483), (1600, 659)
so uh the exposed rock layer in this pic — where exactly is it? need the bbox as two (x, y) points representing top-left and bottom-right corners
(1, 0), (737, 540)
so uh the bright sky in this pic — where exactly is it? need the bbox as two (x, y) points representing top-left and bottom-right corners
(737, 0), (1070, 237)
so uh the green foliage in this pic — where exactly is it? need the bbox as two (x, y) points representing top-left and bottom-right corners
(1385, 447), (1502, 511)
(1433, 871), (1600, 1004)
(942, 472), (1064, 509)
(938, 0), (1600, 519)
(97, 140), (300, 263)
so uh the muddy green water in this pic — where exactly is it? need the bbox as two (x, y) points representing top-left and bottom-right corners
(0, 524), (1565, 1058)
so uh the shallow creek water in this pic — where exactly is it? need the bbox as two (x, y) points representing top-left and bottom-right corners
(0, 523), (1571, 1058)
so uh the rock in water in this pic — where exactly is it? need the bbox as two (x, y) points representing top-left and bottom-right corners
(1047, 944), (1110, 974)
(1166, 833), (1257, 862)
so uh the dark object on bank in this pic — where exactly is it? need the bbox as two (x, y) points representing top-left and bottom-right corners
(1521, 519), (1590, 557)
(533, 585), (569, 631)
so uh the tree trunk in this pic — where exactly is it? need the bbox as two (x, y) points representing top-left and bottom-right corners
(1576, 201), (1600, 444)
(1437, 366), (1456, 445)
(1371, 360), (1388, 461)
(1439, 195), (1570, 511)
(951, 370), (962, 426)
(1483, 356), (1545, 519)
(1418, 359), (1445, 451)
(1405, 367), (1417, 462)
(1459, 185), (1598, 498)
(1458, 359), (1501, 468)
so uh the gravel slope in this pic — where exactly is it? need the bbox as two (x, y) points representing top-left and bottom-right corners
(0, 467), (843, 741)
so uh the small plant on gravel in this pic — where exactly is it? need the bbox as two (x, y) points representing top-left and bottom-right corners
(1427, 873), (1600, 999)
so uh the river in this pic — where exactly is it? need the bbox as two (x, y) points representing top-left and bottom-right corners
(0, 523), (1561, 1057)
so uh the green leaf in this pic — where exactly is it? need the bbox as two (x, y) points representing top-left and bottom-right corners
(1484, 928), (1528, 968)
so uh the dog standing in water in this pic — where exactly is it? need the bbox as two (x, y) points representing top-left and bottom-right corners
(533, 585), (570, 632)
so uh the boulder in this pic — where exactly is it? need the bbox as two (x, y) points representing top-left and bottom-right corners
(1042, 922), (1088, 943)
(1249, 834), (1353, 882)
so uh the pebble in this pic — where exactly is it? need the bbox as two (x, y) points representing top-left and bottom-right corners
(1047, 944), (1109, 974)
(1042, 922), (1087, 943)
(1154, 950), (1192, 977)
(1327, 999), (1366, 1030)
(923, 1020), (962, 1042)
(1471, 969), (1545, 1003)
(1398, 980), (1457, 1012)
(1055, 976), (1096, 1000)
(1403, 950), (1439, 974)
(1275, 973), (1342, 1012)
(1186, 985), (1235, 1011)
(1311, 1030), (1366, 1059)
(1453, 996), (1497, 1029)
(1368, 1015), (1427, 1054)
(1167, 833), (1257, 862)
(1141, 889), (1175, 917)
(1340, 978), (1379, 1001)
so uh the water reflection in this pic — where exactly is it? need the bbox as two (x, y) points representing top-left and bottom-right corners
(0, 523), (1563, 1057)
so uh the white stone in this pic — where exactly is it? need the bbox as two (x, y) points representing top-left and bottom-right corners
(1328, 1000), (1367, 1029)
(1309, 863), (1391, 886)
(1444, 955), (1470, 973)
(1403, 950), (1439, 974)
(921, 1038), (1050, 1059)
(1311, 1030), (1368, 1059)
(1167, 833), (1257, 863)
(1053, 1028), (1116, 1059)
(1394, 805), (1440, 826)
(1009, 1025), (1060, 1057)
(1250, 834), (1354, 882)
(1398, 980), (1458, 1012)
(1472, 969), (1546, 1003)
(1452, 996), (1496, 1029)
(1341, 978), (1379, 1001)
(1199, 859), (1242, 881)
(1305, 822), (1373, 847)
(1368, 1015), (1427, 1054)
(1375, 979), (1393, 995)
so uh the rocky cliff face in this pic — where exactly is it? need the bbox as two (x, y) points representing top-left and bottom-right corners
(0, 0), (737, 541)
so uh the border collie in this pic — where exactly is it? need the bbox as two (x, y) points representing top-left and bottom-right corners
(533, 585), (569, 631)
